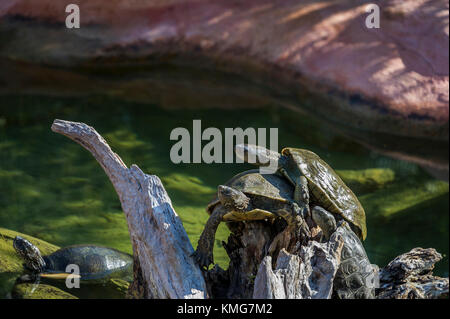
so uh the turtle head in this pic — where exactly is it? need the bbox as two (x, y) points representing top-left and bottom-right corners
(218, 185), (250, 212)
(13, 236), (46, 273)
(235, 144), (281, 168)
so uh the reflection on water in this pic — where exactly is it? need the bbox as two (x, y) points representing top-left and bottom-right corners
(5, 274), (129, 299)
(0, 95), (448, 298)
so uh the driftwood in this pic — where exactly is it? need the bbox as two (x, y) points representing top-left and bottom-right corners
(203, 222), (275, 299)
(377, 248), (449, 299)
(51, 119), (207, 299)
(51, 119), (448, 299)
(254, 232), (344, 299)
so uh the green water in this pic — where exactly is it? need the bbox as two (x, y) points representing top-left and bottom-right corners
(0, 95), (448, 298)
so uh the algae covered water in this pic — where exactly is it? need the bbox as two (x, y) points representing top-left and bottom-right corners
(0, 95), (448, 298)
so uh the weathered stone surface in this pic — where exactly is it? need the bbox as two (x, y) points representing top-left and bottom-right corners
(0, 0), (447, 176)
(377, 248), (449, 299)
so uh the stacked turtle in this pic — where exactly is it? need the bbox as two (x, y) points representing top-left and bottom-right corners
(193, 144), (376, 299)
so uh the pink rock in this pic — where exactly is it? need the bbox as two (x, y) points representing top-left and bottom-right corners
(1, 0), (448, 176)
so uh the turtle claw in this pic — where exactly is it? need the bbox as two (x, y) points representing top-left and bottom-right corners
(288, 201), (311, 242)
(192, 249), (214, 270)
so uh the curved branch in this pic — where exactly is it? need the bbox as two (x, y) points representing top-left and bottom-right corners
(51, 119), (207, 299)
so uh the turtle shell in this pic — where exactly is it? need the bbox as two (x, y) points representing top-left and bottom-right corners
(206, 169), (294, 221)
(281, 148), (367, 240)
(333, 222), (375, 299)
(44, 245), (133, 282)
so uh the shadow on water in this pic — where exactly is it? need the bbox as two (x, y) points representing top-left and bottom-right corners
(0, 94), (448, 298)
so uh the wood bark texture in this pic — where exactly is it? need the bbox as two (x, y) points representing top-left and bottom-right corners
(51, 119), (207, 299)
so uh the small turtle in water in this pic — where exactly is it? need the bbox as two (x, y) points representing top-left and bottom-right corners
(13, 236), (133, 283)
(193, 170), (310, 269)
(235, 144), (375, 298)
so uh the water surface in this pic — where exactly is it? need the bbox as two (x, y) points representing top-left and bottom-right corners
(0, 95), (448, 298)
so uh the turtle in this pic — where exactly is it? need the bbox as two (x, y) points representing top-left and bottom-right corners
(192, 169), (310, 269)
(312, 206), (377, 299)
(235, 144), (373, 298)
(13, 236), (133, 283)
(234, 144), (367, 240)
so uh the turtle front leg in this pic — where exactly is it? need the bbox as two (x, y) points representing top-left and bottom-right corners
(290, 201), (311, 242)
(294, 176), (310, 208)
(293, 176), (311, 242)
(278, 169), (310, 207)
(192, 205), (228, 270)
(278, 168), (311, 239)
(269, 201), (310, 257)
(194, 185), (251, 270)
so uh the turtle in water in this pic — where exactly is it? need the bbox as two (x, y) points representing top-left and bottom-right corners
(235, 144), (374, 298)
(13, 236), (133, 283)
(312, 207), (376, 299)
(193, 169), (310, 269)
